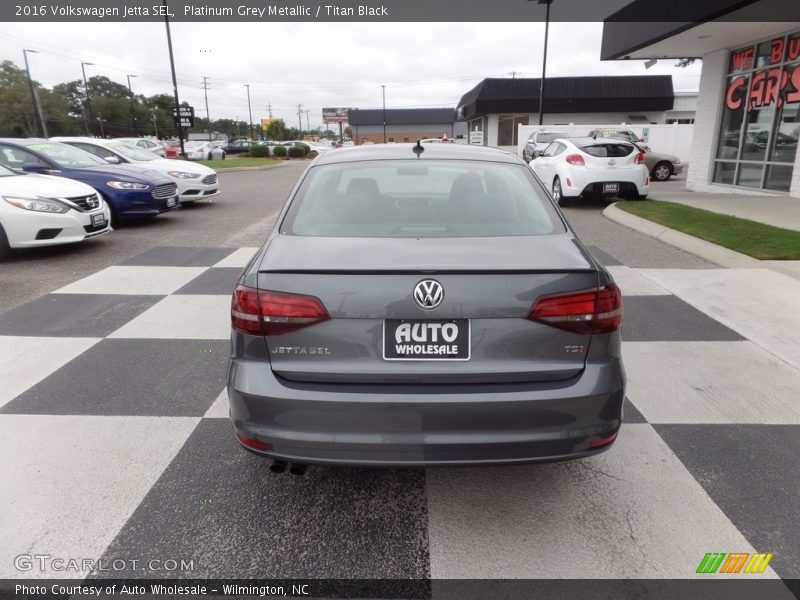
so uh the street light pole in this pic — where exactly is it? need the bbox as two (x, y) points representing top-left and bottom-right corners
(304, 110), (310, 136)
(22, 49), (46, 138)
(151, 107), (159, 138)
(537, 0), (553, 126)
(381, 84), (386, 143)
(81, 61), (95, 137)
(202, 76), (212, 141)
(244, 84), (254, 140)
(126, 74), (138, 136)
(162, 0), (185, 157)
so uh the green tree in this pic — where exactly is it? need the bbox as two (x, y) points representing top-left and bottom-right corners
(0, 60), (38, 136)
(265, 118), (287, 140)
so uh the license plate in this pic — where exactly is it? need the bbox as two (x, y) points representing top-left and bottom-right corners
(383, 319), (470, 361)
(167, 196), (178, 207)
(603, 183), (619, 193)
(91, 213), (106, 227)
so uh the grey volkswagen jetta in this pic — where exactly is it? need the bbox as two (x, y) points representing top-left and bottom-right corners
(227, 143), (625, 467)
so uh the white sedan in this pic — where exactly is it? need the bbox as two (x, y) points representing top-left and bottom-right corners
(113, 137), (167, 158)
(0, 162), (111, 260)
(529, 137), (649, 207)
(184, 141), (226, 161)
(51, 137), (219, 204)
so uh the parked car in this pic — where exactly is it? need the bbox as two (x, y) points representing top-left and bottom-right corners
(0, 161), (111, 260)
(529, 137), (649, 206)
(113, 137), (166, 158)
(224, 140), (263, 154)
(587, 128), (650, 151)
(633, 143), (684, 181)
(280, 141), (328, 158)
(184, 141), (226, 161)
(522, 130), (569, 162)
(227, 143), (625, 468)
(0, 139), (179, 224)
(51, 137), (219, 204)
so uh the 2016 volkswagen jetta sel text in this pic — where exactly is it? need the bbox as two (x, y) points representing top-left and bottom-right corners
(228, 143), (625, 467)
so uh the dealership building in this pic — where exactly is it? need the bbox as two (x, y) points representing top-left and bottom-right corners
(602, 1), (800, 196)
(348, 108), (461, 144)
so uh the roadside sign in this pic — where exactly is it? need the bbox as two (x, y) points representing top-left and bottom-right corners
(322, 107), (350, 124)
(172, 106), (195, 128)
(469, 130), (484, 145)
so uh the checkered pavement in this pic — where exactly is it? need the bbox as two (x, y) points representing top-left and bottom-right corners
(1, 246), (799, 581)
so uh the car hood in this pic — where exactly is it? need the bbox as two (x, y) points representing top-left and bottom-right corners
(0, 173), (97, 198)
(259, 234), (594, 272)
(144, 158), (214, 175)
(78, 163), (173, 184)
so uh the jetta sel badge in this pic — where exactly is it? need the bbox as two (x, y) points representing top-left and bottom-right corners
(383, 319), (470, 361)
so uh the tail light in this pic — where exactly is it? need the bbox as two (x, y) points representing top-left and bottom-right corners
(565, 154), (585, 166)
(231, 284), (330, 335)
(235, 431), (269, 451)
(634, 152), (645, 165)
(588, 431), (618, 449)
(527, 283), (622, 334)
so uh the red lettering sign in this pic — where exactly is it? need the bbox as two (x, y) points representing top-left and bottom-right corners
(730, 48), (754, 72)
(770, 38), (784, 64)
(725, 76), (747, 110)
(788, 37), (800, 62)
(788, 65), (800, 104)
(748, 68), (788, 111)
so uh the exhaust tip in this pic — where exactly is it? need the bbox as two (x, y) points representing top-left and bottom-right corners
(288, 463), (307, 476)
(269, 461), (288, 473)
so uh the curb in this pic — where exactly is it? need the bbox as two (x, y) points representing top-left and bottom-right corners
(603, 202), (767, 269)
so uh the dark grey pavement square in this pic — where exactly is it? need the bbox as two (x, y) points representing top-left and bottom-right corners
(1, 339), (229, 416)
(94, 419), (430, 579)
(174, 267), (242, 295)
(655, 424), (800, 579)
(118, 247), (235, 267)
(0, 294), (161, 337)
(622, 296), (745, 342)
(585, 245), (623, 266)
(623, 396), (647, 424)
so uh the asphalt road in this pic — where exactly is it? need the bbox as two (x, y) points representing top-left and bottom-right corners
(0, 162), (305, 312)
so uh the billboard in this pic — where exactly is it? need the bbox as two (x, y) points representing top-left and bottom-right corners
(322, 107), (350, 124)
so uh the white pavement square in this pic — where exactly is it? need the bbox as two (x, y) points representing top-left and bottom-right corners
(638, 268), (800, 369)
(624, 341), (800, 424)
(0, 414), (199, 578)
(607, 266), (671, 296)
(54, 266), (208, 296)
(425, 423), (775, 579)
(204, 389), (230, 418)
(0, 336), (100, 410)
(212, 247), (259, 268)
(108, 295), (231, 339)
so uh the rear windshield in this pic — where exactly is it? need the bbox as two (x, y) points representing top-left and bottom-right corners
(281, 160), (563, 237)
(580, 143), (634, 157)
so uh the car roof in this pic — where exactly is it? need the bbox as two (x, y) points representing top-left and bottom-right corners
(314, 143), (525, 166)
(569, 136), (634, 146)
(0, 138), (48, 146)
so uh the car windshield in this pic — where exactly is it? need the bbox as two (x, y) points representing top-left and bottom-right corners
(107, 142), (159, 161)
(26, 142), (106, 168)
(282, 160), (563, 237)
(537, 132), (567, 143)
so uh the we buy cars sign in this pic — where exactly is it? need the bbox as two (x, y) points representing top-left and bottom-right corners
(173, 106), (195, 128)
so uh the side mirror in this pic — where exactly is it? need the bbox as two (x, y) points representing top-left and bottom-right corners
(21, 162), (49, 173)
(104, 156), (120, 164)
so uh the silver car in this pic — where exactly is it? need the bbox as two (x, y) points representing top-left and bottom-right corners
(227, 143), (625, 469)
(522, 130), (569, 162)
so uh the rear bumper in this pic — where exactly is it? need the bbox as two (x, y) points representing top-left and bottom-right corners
(561, 167), (649, 198)
(227, 358), (626, 466)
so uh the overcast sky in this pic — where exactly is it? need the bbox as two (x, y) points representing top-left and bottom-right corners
(0, 21), (702, 128)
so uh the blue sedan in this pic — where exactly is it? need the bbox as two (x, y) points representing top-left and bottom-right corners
(0, 139), (179, 223)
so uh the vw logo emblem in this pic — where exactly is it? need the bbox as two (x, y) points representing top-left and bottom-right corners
(414, 279), (444, 310)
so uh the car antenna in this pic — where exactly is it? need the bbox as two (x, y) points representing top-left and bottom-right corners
(412, 139), (424, 158)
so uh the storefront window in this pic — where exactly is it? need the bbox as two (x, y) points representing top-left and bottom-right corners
(713, 30), (800, 191)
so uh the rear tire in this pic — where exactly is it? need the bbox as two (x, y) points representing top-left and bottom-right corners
(634, 194), (648, 201)
(0, 225), (11, 261)
(207, 152), (213, 160)
(652, 162), (672, 181)
(553, 176), (571, 207)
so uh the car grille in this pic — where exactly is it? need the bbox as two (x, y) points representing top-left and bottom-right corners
(152, 183), (178, 200)
(201, 174), (217, 185)
(65, 193), (100, 212)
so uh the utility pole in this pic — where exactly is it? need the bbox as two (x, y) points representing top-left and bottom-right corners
(97, 113), (105, 138)
(297, 104), (302, 136)
(267, 103), (273, 119)
(22, 49), (46, 138)
(202, 76), (212, 141)
(304, 110), (310, 136)
(244, 84), (254, 140)
(81, 61), (95, 137)
(163, 0), (185, 157)
(151, 107), (159, 138)
(537, 0), (553, 126)
(126, 74), (138, 136)
(381, 84), (386, 143)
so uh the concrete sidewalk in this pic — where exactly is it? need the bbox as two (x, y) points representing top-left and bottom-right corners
(650, 177), (800, 232)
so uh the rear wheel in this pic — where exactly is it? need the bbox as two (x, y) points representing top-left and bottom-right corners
(553, 177), (570, 207)
(652, 162), (672, 181)
(207, 152), (213, 160)
(0, 225), (11, 261)
(633, 194), (648, 201)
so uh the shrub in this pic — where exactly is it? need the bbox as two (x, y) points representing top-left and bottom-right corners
(272, 145), (287, 157)
(287, 145), (306, 158)
(247, 144), (269, 157)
